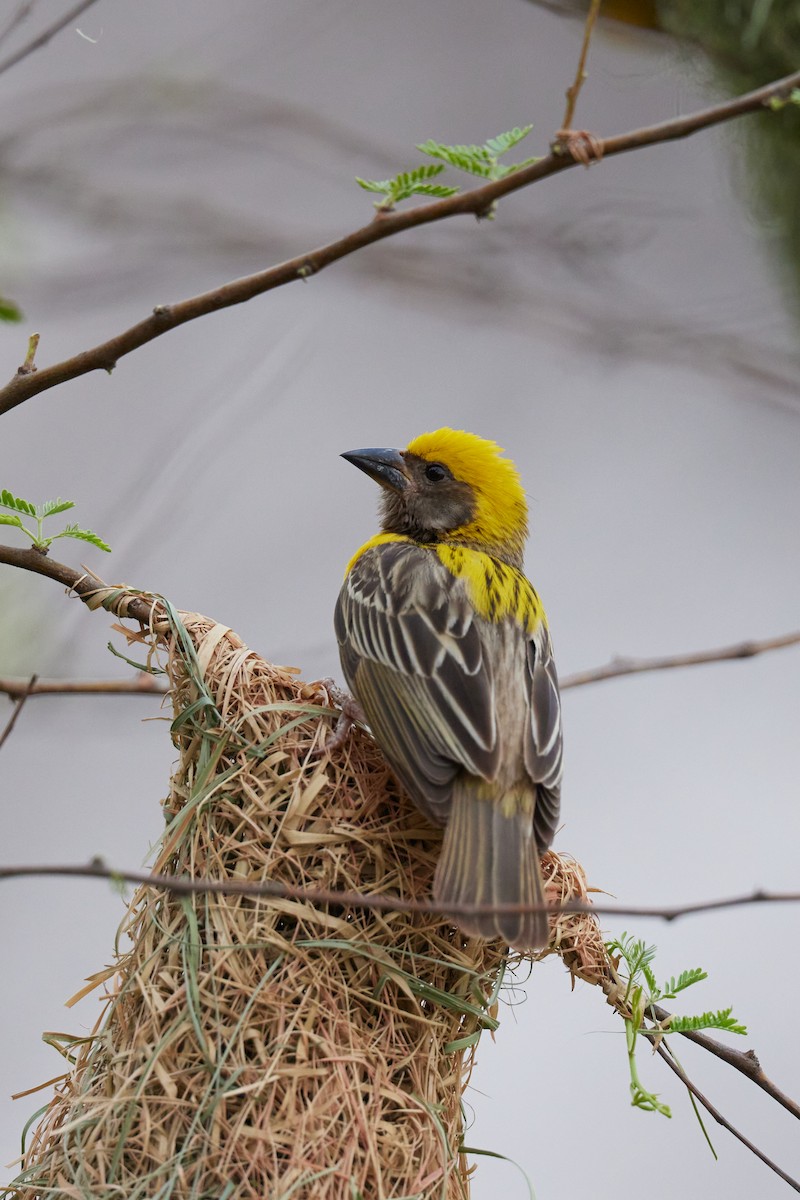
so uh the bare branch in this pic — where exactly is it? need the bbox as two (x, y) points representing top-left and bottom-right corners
(654, 1043), (800, 1192)
(0, 2), (36, 51)
(597, 950), (800, 1181)
(560, 0), (602, 131)
(2, 67), (799, 418)
(0, 673), (37, 750)
(0, 0), (101, 78)
(2, 621), (798, 700)
(0, 675), (167, 697)
(0, 543), (158, 626)
(560, 631), (800, 689)
(3, 541), (799, 703)
(0, 860), (798, 924)
(647, 1003), (800, 1122)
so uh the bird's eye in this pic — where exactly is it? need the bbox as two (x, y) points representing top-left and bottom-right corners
(424, 463), (448, 483)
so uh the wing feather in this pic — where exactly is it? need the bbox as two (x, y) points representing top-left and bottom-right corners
(524, 631), (563, 849)
(337, 540), (564, 850)
(336, 543), (498, 821)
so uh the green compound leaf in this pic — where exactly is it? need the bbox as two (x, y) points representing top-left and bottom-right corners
(0, 489), (110, 552)
(484, 125), (534, 154)
(358, 125), (538, 212)
(1, 489), (37, 517)
(668, 1007), (748, 1037)
(417, 140), (495, 177)
(356, 162), (459, 209)
(407, 182), (460, 197)
(355, 176), (393, 193)
(51, 524), (112, 552)
(493, 154), (541, 179)
(38, 498), (76, 518)
(660, 967), (708, 1000)
(607, 931), (746, 1135)
(418, 125), (539, 182)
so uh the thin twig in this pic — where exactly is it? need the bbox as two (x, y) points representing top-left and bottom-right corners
(0, 673), (37, 750)
(560, 631), (800, 689)
(601, 977), (800, 1177)
(2, 621), (797, 699)
(0, 1), (35, 50)
(0, 544), (156, 625)
(0, 675), (167, 697)
(654, 1043), (800, 1192)
(647, 1003), (800, 1121)
(0, 861), (798, 924)
(1, 67), (799, 417)
(0, 0), (100, 78)
(2, 542), (799, 699)
(561, 0), (602, 131)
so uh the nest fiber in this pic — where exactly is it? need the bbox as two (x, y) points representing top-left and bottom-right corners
(7, 609), (520, 1199)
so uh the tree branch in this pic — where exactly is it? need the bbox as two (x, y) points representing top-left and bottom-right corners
(3, 858), (796, 1186)
(0, 673), (36, 749)
(0, 860), (798, 923)
(0, 2), (34, 52)
(0, 0), (101, 79)
(3, 619), (797, 700)
(560, 631), (800, 689)
(654, 1042), (800, 1192)
(2, 543), (798, 698)
(0, 543), (158, 626)
(560, 0), (601, 131)
(647, 1003), (800, 1122)
(0, 675), (167, 697)
(2, 67), (799, 418)
(597, 960), (800, 1183)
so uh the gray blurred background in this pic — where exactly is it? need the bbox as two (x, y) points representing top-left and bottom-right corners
(1, 1), (798, 1196)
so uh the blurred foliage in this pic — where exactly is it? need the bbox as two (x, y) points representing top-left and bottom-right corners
(534, 1), (800, 313)
(657, 0), (800, 318)
(0, 296), (22, 322)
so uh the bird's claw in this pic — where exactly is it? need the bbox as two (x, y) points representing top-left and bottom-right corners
(312, 678), (366, 755)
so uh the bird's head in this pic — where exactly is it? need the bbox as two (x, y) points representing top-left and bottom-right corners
(342, 427), (528, 566)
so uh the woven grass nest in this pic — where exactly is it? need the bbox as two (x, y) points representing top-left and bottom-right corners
(5, 604), (607, 1200)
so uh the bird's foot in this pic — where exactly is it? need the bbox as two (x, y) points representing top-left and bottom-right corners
(551, 128), (604, 167)
(312, 677), (366, 754)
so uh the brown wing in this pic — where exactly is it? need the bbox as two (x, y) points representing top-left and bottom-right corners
(335, 542), (500, 823)
(524, 627), (563, 851)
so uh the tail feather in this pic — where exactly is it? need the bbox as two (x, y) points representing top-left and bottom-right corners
(433, 781), (548, 951)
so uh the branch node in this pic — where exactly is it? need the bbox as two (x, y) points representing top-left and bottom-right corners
(473, 200), (498, 222)
(297, 262), (316, 281)
(152, 304), (173, 322)
(551, 129), (604, 167)
(17, 332), (40, 376)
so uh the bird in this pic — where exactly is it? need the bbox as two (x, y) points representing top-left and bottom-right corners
(334, 427), (563, 951)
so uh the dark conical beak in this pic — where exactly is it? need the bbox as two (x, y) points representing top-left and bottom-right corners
(341, 446), (409, 492)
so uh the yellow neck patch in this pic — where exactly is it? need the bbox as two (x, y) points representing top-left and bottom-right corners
(346, 533), (544, 634)
(434, 543), (544, 633)
(406, 428), (528, 561)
